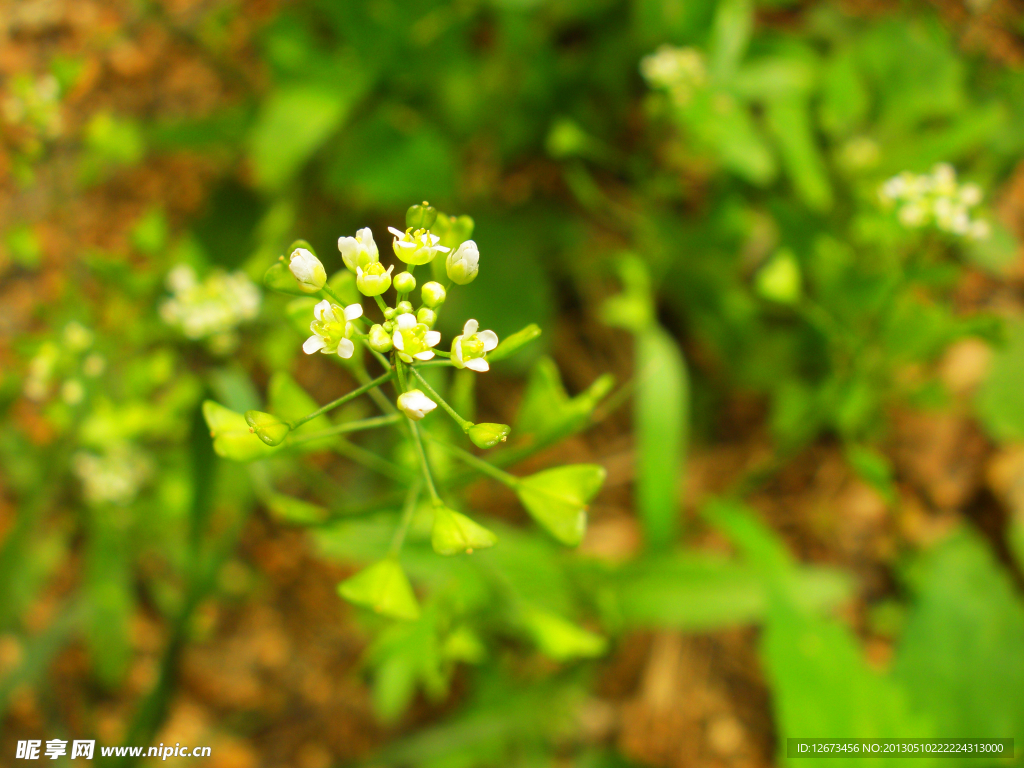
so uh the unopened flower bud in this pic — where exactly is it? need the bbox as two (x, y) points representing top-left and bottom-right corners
(466, 422), (511, 449)
(421, 281), (446, 308)
(394, 271), (416, 294)
(384, 306), (397, 320)
(356, 262), (394, 297)
(338, 228), (379, 273)
(406, 202), (438, 230)
(288, 248), (327, 293)
(417, 307), (437, 327)
(383, 320), (395, 333)
(244, 410), (291, 446)
(396, 300), (413, 315)
(446, 240), (479, 285)
(368, 324), (394, 353)
(397, 389), (436, 421)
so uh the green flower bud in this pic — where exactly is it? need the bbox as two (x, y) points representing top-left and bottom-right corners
(383, 320), (395, 333)
(244, 410), (291, 446)
(406, 202), (438, 230)
(446, 240), (479, 285)
(395, 300), (413, 315)
(432, 214), (474, 251)
(288, 248), (327, 293)
(420, 281), (446, 308)
(368, 324), (394, 353)
(431, 504), (497, 556)
(356, 262), (394, 297)
(383, 306), (396, 320)
(393, 271), (416, 294)
(416, 307), (437, 328)
(466, 422), (511, 449)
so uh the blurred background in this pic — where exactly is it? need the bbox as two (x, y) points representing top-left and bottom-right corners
(2, 0), (1024, 766)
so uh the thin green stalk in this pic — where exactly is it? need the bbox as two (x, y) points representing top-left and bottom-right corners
(409, 421), (443, 504)
(411, 359), (454, 369)
(395, 356), (410, 393)
(285, 413), (402, 447)
(408, 367), (472, 431)
(321, 284), (346, 306)
(389, 479), (422, 555)
(333, 439), (412, 483)
(353, 365), (398, 416)
(288, 370), (393, 429)
(432, 349), (451, 358)
(362, 340), (392, 373)
(424, 432), (520, 489)
(373, 294), (388, 315)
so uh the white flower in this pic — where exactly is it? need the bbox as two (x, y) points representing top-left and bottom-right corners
(288, 248), (327, 292)
(879, 163), (988, 240)
(389, 226), (450, 266)
(397, 389), (436, 421)
(392, 313), (442, 363)
(303, 300), (363, 359)
(451, 319), (498, 372)
(446, 240), (479, 285)
(640, 45), (706, 104)
(160, 266), (261, 344)
(338, 227), (379, 272)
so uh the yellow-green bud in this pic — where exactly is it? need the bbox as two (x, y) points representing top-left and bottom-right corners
(356, 262), (394, 297)
(288, 248), (327, 293)
(394, 271), (416, 294)
(368, 324), (393, 353)
(383, 320), (395, 333)
(446, 240), (479, 285)
(420, 281), (446, 308)
(396, 300), (413, 315)
(244, 410), (291, 446)
(406, 202), (438, 230)
(417, 307), (437, 327)
(466, 422), (511, 449)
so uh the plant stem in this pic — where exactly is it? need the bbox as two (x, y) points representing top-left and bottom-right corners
(395, 356), (409, 393)
(332, 440), (412, 483)
(285, 413), (402, 446)
(431, 349), (451, 358)
(412, 359), (454, 369)
(409, 421), (443, 504)
(389, 479), (422, 555)
(321, 284), (345, 306)
(424, 433), (520, 488)
(287, 370), (393, 429)
(373, 294), (388, 315)
(408, 366), (472, 431)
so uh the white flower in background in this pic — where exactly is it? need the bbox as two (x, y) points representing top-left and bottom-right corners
(338, 227), (379, 272)
(83, 353), (106, 377)
(72, 444), (153, 506)
(640, 45), (706, 105)
(879, 163), (989, 240)
(451, 319), (498, 372)
(2, 73), (63, 139)
(397, 389), (437, 421)
(304, 300), (363, 358)
(388, 226), (450, 266)
(288, 247), (327, 292)
(159, 265), (261, 345)
(23, 341), (59, 401)
(392, 313), (441, 363)
(61, 378), (85, 405)
(63, 321), (94, 351)
(446, 240), (479, 285)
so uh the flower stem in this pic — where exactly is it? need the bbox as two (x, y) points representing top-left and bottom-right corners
(284, 413), (402, 447)
(389, 478), (422, 555)
(407, 367), (472, 431)
(287, 370), (394, 430)
(394, 356), (409, 393)
(409, 421), (443, 505)
(321, 284), (345, 306)
(373, 294), (388, 315)
(424, 432), (520, 489)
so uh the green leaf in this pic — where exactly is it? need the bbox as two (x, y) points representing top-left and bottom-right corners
(337, 557), (420, 621)
(755, 248), (803, 305)
(516, 464), (606, 546)
(819, 49), (869, 137)
(244, 410), (290, 446)
(893, 529), (1024, 748)
(265, 493), (327, 524)
(709, 0), (753, 82)
(201, 400), (277, 461)
(766, 97), (833, 212)
(249, 80), (364, 190)
(431, 506), (498, 556)
(522, 608), (607, 661)
(515, 357), (614, 439)
(975, 321), (1024, 442)
(635, 327), (688, 550)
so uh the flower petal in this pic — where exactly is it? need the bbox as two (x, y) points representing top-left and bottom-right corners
(337, 338), (355, 359)
(303, 335), (327, 355)
(464, 357), (489, 372)
(463, 319), (479, 336)
(452, 338), (464, 366)
(313, 300), (331, 321)
(414, 350), (435, 361)
(344, 303), (364, 321)
(388, 226), (406, 238)
(478, 330), (499, 351)
(425, 330), (441, 348)
(396, 313), (417, 329)
(393, 331), (405, 351)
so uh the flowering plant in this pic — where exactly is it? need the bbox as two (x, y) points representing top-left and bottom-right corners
(204, 203), (610, 621)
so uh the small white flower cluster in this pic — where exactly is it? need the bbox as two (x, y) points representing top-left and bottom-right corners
(72, 443), (153, 506)
(160, 264), (261, 350)
(1, 73), (63, 139)
(640, 45), (707, 105)
(879, 163), (989, 240)
(23, 322), (105, 403)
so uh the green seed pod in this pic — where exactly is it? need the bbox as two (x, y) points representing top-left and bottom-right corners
(406, 201), (438, 230)
(431, 504), (497, 556)
(244, 410), (291, 446)
(466, 422), (511, 449)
